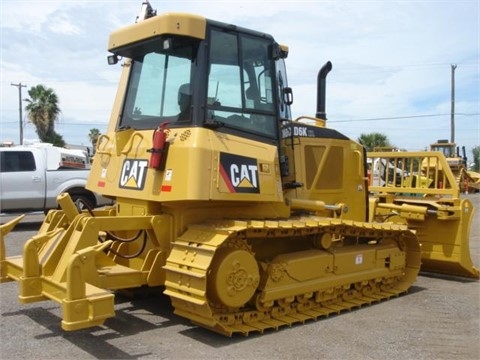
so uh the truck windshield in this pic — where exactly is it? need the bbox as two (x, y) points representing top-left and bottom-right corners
(119, 36), (198, 130)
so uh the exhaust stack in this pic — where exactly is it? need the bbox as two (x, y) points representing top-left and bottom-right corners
(316, 61), (332, 120)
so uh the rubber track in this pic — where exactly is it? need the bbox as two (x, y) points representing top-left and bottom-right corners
(164, 217), (421, 336)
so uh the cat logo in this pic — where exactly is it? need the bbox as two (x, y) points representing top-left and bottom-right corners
(219, 153), (260, 193)
(119, 159), (148, 190)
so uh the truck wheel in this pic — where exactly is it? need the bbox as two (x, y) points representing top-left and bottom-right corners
(71, 194), (94, 211)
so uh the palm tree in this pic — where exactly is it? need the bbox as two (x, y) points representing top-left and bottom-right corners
(472, 146), (480, 171)
(358, 132), (392, 152)
(25, 84), (65, 147)
(88, 128), (101, 154)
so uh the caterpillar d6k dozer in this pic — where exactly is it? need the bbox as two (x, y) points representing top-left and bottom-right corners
(367, 150), (478, 279)
(2, 1), (456, 337)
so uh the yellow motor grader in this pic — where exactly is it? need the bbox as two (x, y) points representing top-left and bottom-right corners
(0, 1), (476, 337)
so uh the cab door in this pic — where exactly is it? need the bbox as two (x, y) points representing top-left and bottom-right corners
(0, 150), (45, 212)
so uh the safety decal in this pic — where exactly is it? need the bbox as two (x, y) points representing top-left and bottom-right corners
(161, 185), (172, 192)
(164, 169), (173, 181)
(219, 153), (260, 193)
(98, 168), (107, 187)
(355, 254), (363, 265)
(119, 159), (148, 190)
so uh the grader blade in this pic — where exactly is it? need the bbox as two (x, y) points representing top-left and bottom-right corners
(368, 151), (479, 279)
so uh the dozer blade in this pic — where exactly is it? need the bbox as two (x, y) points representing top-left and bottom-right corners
(368, 151), (479, 279)
(415, 198), (478, 278)
(372, 197), (478, 279)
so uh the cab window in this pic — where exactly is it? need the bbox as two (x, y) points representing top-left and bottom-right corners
(1, 151), (36, 172)
(207, 29), (276, 138)
(118, 36), (199, 130)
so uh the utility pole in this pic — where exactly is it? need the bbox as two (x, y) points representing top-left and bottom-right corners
(450, 64), (457, 144)
(11, 82), (27, 145)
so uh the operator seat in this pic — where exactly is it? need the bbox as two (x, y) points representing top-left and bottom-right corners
(245, 85), (270, 132)
(177, 83), (191, 121)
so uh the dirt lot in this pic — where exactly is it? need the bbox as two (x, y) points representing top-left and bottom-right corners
(1, 195), (479, 360)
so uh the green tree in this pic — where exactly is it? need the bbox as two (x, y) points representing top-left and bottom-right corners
(472, 146), (480, 171)
(357, 132), (392, 152)
(88, 128), (101, 154)
(43, 132), (66, 146)
(24, 84), (65, 147)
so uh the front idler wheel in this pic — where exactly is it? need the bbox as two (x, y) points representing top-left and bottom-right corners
(208, 248), (259, 308)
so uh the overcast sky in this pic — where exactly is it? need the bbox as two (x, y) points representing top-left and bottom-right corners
(1, 0), (479, 158)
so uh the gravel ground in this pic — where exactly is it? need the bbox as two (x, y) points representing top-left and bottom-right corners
(1, 195), (479, 360)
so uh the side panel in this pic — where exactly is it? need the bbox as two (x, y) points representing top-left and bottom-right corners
(283, 123), (367, 222)
(87, 127), (284, 204)
(211, 133), (282, 202)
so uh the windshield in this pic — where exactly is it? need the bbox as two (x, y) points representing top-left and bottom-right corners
(119, 36), (198, 130)
(431, 144), (455, 157)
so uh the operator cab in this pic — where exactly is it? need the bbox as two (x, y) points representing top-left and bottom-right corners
(109, 15), (291, 144)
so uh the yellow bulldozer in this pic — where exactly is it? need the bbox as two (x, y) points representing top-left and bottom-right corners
(428, 139), (480, 193)
(0, 1), (477, 337)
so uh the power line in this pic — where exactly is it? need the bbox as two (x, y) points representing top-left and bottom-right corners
(1, 113), (478, 127)
(330, 113), (480, 123)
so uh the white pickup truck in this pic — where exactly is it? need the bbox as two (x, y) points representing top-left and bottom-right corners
(0, 143), (112, 214)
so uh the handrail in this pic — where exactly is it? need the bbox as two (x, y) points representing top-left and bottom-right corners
(367, 151), (460, 198)
(95, 134), (112, 155)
